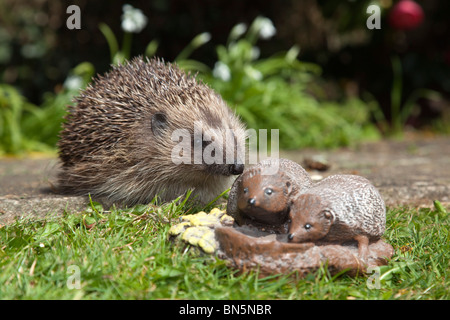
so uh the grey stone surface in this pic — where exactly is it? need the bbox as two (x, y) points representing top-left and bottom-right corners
(282, 135), (450, 208)
(0, 135), (449, 225)
(0, 157), (87, 224)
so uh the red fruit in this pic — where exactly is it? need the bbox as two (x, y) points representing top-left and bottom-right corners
(389, 0), (424, 30)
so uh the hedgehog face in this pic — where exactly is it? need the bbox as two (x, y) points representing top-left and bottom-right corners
(198, 127), (245, 176)
(237, 172), (291, 225)
(166, 116), (246, 178)
(287, 194), (334, 243)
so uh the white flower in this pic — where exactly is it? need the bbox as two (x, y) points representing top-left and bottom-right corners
(229, 23), (247, 41)
(213, 62), (231, 82)
(121, 4), (148, 33)
(64, 75), (83, 90)
(258, 17), (276, 40)
(244, 66), (262, 81)
(251, 46), (260, 60)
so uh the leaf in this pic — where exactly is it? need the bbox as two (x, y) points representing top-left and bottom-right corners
(99, 23), (119, 62)
(8, 231), (32, 249)
(83, 216), (96, 229)
(175, 32), (211, 61)
(39, 222), (61, 238)
(433, 200), (447, 215)
(145, 39), (159, 58)
(155, 268), (184, 279)
(176, 60), (210, 74)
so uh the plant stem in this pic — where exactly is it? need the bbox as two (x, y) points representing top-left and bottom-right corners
(122, 31), (132, 61)
(99, 23), (119, 63)
(175, 32), (211, 62)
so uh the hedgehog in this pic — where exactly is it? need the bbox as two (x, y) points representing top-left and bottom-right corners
(57, 57), (247, 206)
(287, 174), (386, 260)
(227, 158), (312, 231)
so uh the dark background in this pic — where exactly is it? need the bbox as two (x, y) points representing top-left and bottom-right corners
(1, 0), (449, 129)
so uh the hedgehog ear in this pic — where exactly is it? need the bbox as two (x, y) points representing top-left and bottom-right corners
(151, 112), (168, 136)
(323, 210), (334, 221)
(286, 181), (293, 194)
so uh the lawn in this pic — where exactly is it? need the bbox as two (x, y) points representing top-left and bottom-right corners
(0, 197), (448, 300)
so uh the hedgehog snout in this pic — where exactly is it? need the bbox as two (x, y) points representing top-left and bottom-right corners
(287, 233), (294, 241)
(230, 163), (244, 175)
(248, 198), (256, 206)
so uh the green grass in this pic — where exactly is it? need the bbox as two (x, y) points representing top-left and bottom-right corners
(0, 198), (448, 300)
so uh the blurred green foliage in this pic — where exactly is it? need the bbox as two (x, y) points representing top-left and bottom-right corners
(1, 1), (448, 155)
(0, 62), (94, 155)
(0, 14), (379, 154)
(182, 18), (379, 149)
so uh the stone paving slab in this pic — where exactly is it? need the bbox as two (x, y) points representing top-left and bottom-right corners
(281, 135), (450, 208)
(0, 157), (87, 224)
(0, 136), (449, 225)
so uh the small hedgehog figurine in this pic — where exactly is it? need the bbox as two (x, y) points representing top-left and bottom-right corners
(57, 57), (247, 206)
(227, 158), (312, 230)
(287, 174), (386, 261)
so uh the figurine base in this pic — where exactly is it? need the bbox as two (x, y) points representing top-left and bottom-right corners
(216, 225), (394, 278)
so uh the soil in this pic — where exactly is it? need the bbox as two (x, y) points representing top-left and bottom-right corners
(0, 135), (449, 225)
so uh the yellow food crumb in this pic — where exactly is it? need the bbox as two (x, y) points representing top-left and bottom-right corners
(170, 208), (230, 254)
(190, 214), (220, 227)
(198, 230), (217, 254)
(220, 214), (234, 226)
(181, 226), (211, 246)
(168, 222), (190, 236)
(209, 208), (226, 218)
(180, 211), (207, 222)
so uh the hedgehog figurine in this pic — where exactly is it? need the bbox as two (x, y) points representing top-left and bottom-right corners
(57, 57), (247, 206)
(287, 174), (386, 261)
(227, 158), (312, 232)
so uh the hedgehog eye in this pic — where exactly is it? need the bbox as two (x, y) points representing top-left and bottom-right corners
(151, 112), (168, 136)
(264, 188), (273, 195)
(305, 223), (312, 230)
(243, 187), (249, 193)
